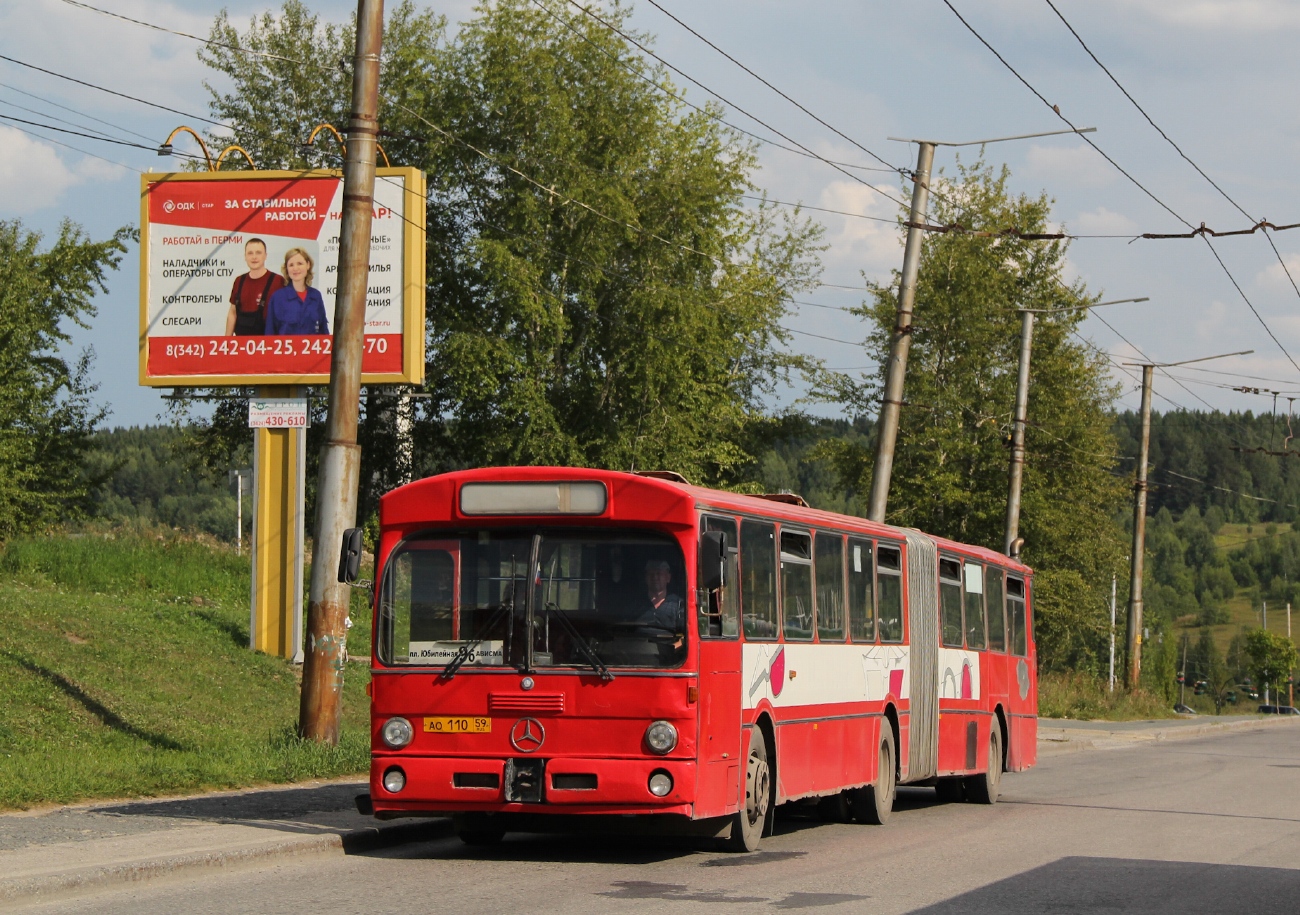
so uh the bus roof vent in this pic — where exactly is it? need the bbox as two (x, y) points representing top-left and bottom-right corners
(633, 470), (691, 485)
(756, 492), (810, 508)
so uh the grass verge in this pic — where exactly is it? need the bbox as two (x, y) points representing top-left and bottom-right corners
(1038, 670), (1178, 721)
(0, 531), (370, 810)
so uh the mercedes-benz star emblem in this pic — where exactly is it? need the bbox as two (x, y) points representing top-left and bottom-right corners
(510, 717), (545, 753)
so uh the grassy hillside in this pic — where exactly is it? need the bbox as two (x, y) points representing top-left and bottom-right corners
(0, 533), (371, 810)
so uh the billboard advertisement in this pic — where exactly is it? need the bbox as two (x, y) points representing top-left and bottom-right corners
(139, 167), (425, 387)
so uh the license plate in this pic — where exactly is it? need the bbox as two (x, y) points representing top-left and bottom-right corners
(424, 716), (491, 734)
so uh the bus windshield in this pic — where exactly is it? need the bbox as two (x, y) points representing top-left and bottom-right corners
(378, 529), (688, 671)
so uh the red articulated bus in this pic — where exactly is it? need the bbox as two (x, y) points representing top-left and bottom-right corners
(352, 467), (1036, 850)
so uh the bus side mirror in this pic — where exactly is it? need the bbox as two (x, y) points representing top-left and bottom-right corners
(338, 528), (364, 584)
(699, 531), (726, 591)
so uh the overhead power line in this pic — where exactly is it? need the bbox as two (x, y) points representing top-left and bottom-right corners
(641, 0), (900, 173)
(524, 1), (897, 176)
(940, 1), (1300, 379)
(57, 0), (299, 64)
(562, 1), (911, 211)
(0, 53), (226, 128)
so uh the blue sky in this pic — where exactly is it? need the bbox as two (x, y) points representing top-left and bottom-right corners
(4, 0), (1300, 428)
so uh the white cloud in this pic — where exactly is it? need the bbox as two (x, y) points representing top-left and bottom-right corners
(1024, 143), (1115, 189)
(1072, 207), (1139, 237)
(1254, 252), (1300, 294)
(1125, 0), (1300, 31)
(814, 179), (904, 277)
(0, 127), (126, 213)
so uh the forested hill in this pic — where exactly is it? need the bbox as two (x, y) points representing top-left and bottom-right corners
(1114, 410), (1300, 523)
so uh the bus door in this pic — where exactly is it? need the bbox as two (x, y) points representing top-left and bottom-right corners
(696, 515), (742, 817)
(1005, 574), (1036, 770)
(984, 565), (1010, 744)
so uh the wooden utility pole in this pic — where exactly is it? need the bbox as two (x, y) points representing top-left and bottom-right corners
(1126, 364), (1153, 690)
(300, 0), (385, 743)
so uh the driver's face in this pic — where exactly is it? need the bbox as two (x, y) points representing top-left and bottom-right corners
(646, 566), (671, 593)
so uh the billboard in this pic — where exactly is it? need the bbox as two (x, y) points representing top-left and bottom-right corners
(139, 168), (425, 386)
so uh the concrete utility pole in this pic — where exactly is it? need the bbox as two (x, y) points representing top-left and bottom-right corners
(867, 141), (933, 523)
(1003, 298), (1147, 558)
(1003, 309), (1034, 557)
(1123, 348), (1252, 690)
(867, 126), (1098, 523)
(300, 0), (385, 744)
(1126, 364), (1154, 690)
(1109, 573), (1117, 693)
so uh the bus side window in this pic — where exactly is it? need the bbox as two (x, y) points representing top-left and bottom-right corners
(701, 516), (739, 639)
(741, 520), (778, 640)
(963, 562), (986, 650)
(939, 557), (963, 648)
(877, 544), (903, 642)
(781, 530), (814, 641)
(848, 538), (875, 641)
(815, 533), (846, 642)
(1008, 577), (1028, 657)
(986, 566), (1006, 652)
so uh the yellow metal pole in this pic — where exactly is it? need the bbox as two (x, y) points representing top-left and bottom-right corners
(250, 386), (306, 661)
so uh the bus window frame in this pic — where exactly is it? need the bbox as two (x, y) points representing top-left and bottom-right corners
(813, 530), (847, 644)
(963, 560), (987, 651)
(875, 540), (905, 644)
(779, 527), (815, 642)
(939, 555), (964, 648)
(986, 564), (1007, 653)
(700, 514), (740, 641)
(740, 518), (780, 642)
(1007, 574), (1029, 658)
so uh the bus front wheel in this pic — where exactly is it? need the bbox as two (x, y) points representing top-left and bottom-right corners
(721, 728), (771, 852)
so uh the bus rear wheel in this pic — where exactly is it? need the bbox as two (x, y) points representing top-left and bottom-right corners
(721, 728), (770, 852)
(850, 727), (895, 825)
(964, 726), (1002, 805)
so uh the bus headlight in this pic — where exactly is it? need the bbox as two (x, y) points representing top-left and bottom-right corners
(645, 720), (678, 755)
(382, 767), (406, 793)
(381, 717), (414, 749)
(648, 770), (673, 797)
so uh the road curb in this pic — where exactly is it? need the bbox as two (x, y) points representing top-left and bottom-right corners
(0, 818), (449, 908)
(1037, 715), (1296, 756)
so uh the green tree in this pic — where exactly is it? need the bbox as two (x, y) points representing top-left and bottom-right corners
(821, 159), (1126, 672)
(1244, 628), (1297, 702)
(0, 219), (130, 538)
(196, 0), (822, 514)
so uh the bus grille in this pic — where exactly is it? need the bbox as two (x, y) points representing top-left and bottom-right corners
(489, 693), (565, 713)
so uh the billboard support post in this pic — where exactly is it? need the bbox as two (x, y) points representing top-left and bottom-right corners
(299, 0), (385, 744)
(250, 386), (306, 661)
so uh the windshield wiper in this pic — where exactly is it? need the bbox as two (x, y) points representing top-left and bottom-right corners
(441, 601), (512, 680)
(543, 602), (614, 681)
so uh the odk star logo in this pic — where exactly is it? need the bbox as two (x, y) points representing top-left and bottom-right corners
(509, 717), (546, 753)
(161, 200), (196, 213)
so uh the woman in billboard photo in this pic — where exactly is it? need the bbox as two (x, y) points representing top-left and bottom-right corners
(224, 237), (285, 336)
(265, 247), (330, 335)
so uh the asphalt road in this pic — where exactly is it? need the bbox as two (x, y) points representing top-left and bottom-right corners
(16, 724), (1300, 914)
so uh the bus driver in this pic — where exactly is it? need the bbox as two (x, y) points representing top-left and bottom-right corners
(638, 559), (685, 654)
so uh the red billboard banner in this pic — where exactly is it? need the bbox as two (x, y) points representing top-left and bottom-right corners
(139, 168), (425, 387)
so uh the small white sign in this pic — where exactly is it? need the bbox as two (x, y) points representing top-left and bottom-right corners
(248, 397), (309, 428)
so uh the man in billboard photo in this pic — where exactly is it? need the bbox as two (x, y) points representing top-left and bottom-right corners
(265, 247), (330, 335)
(224, 238), (285, 336)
